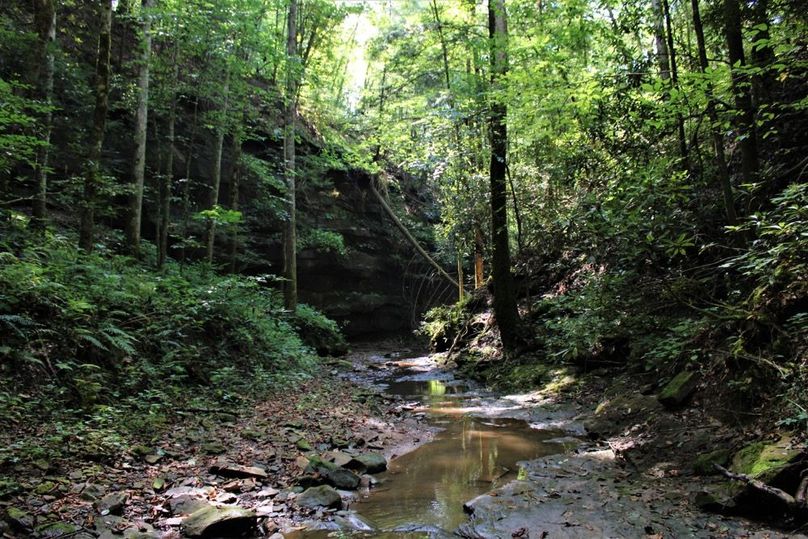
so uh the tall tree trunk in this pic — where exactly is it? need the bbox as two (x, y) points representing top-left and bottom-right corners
(158, 42), (179, 270)
(750, 0), (775, 107)
(180, 97), (198, 265)
(662, 0), (689, 169)
(488, 0), (520, 351)
(283, 0), (298, 311)
(125, 0), (152, 257)
(652, 0), (671, 81)
(724, 0), (759, 185)
(79, 1), (113, 252)
(32, 0), (55, 227)
(692, 0), (737, 224)
(227, 125), (243, 274)
(205, 70), (230, 264)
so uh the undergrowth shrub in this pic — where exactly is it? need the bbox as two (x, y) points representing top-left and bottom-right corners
(0, 217), (343, 419)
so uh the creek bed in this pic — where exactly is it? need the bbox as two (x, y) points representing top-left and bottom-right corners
(290, 352), (580, 537)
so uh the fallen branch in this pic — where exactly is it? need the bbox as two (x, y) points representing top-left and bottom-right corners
(369, 179), (462, 292)
(175, 407), (238, 416)
(714, 464), (806, 510)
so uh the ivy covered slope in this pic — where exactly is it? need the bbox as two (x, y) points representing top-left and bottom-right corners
(0, 217), (344, 445)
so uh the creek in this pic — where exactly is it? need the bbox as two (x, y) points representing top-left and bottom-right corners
(291, 351), (581, 537)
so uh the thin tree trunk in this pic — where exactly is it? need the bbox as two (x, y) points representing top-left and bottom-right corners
(474, 226), (485, 289)
(227, 124), (243, 274)
(662, 0), (689, 169)
(158, 40), (180, 270)
(79, 1), (113, 252)
(488, 0), (520, 351)
(32, 0), (55, 227)
(692, 0), (737, 224)
(505, 164), (524, 255)
(750, 0), (775, 107)
(724, 0), (759, 185)
(652, 0), (671, 81)
(125, 0), (152, 257)
(283, 0), (298, 311)
(205, 70), (230, 264)
(180, 97), (198, 265)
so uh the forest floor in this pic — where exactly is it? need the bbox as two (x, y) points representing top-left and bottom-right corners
(1, 341), (805, 538)
(0, 350), (431, 539)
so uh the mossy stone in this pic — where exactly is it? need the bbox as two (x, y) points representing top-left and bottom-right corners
(693, 449), (732, 475)
(730, 436), (802, 482)
(657, 371), (698, 407)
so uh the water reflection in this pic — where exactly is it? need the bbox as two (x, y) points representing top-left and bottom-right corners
(354, 380), (567, 532)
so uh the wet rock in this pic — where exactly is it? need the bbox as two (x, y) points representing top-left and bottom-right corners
(79, 483), (106, 501)
(327, 468), (361, 490)
(333, 511), (375, 531)
(5, 507), (34, 531)
(693, 488), (737, 513)
(34, 480), (57, 495)
(168, 494), (209, 516)
(693, 449), (732, 476)
(95, 492), (127, 515)
(305, 454), (338, 474)
(582, 393), (662, 438)
(209, 462), (268, 479)
(730, 436), (803, 482)
(352, 453), (387, 474)
(201, 441), (226, 455)
(657, 371), (699, 407)
(296, 485), (342, 509)
(182, 505), (257, 537)
(35, 521), (89, 538)
(296, 474), (326, 489)
(143, 454), (161, 465)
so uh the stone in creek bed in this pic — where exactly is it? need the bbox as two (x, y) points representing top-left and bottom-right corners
(209, 462), (268, 479)
(327, 468), (361, 490)
(182, 505), (257, 537)
(352, 453), (387, 474)
(296, 485), (342, 509)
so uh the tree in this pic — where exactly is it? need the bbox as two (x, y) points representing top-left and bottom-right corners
(691, 0), (736, 224)
(125, 0), (153, 257)
(283, 0), (299, 311)
(78, 1), (113, 252)
(724, 0), (759, 185)
(31, 0), (56, 227)
(488, 0), (519, 351)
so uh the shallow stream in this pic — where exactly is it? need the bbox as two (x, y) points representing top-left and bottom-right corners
(292, 353), (578, 537)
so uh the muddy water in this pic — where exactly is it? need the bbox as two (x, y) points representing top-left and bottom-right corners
(351, 376), (571, 533)
(286, 355), (576, 537)
(354, 380), (560, 531)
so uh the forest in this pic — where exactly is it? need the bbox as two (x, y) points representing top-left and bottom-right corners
(0, 0), (806, 537)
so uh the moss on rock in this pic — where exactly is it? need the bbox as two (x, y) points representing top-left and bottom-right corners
(730, 436), (802, 482)
(657, 371), (698, 407)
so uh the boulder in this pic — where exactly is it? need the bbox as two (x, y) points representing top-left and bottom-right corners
(94, 492), (128, 515)
(5, 507), (33, 531)
(657, 371), (699, 407)
(582, 393), (662, 438)
(327, 468), (361, 490)
(296, 485), (342, 509)
(351, 453), (387, 474)
(693, 449), (732, 476)
(730, 436), (803, 483)
(182, 505), (256, 538)
(168, 495), (209, 516)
